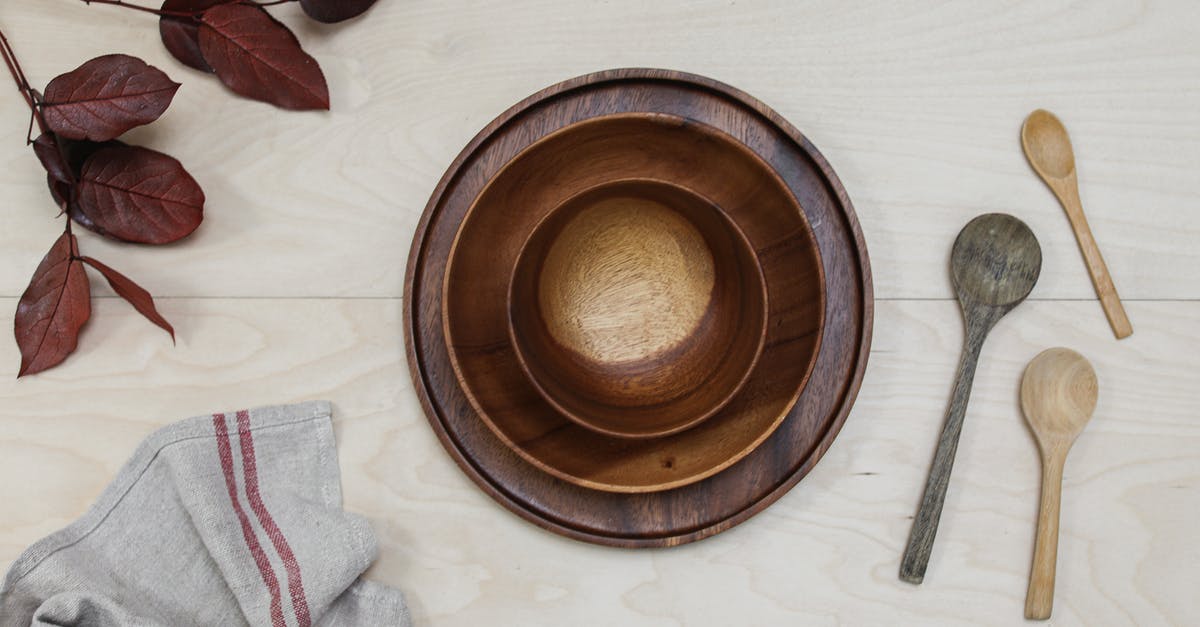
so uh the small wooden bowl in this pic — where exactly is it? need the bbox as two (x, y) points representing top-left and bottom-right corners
(508, 179), (768, 439)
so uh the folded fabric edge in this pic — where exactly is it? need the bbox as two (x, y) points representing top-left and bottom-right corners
(0, 400), (334, 595)
(316, 579), (413, 627)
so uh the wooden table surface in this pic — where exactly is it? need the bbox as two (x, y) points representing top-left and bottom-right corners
(1, 1), (1197, 625)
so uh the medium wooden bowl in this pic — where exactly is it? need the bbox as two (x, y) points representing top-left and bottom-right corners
(442, 112), (825, 492)
(508, 179), (769, 439)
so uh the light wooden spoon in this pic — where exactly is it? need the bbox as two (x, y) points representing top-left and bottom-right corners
(1020, 347), (1098, 620)
(1021, 110), (1132, 339)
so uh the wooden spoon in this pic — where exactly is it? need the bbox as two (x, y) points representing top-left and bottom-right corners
(1021, 109), (1132, 339)
(1020, 347), (1098, 620)
(899, 213), (1042, 584)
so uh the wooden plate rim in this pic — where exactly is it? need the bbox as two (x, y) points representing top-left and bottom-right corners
(404, 68), (874, 547)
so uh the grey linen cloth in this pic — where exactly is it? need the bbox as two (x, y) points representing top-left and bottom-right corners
(0, 401), (410, 626)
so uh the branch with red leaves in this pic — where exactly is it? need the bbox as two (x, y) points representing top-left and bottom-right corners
(5, 0), (377, 376)
(83, 0), (380, 110)
(3, 31), (192, 377)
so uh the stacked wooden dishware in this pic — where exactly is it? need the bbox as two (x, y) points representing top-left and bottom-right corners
(404, 69), (872, 547)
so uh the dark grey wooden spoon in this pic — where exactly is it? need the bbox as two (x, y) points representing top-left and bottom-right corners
(899, 213), (1042, 584)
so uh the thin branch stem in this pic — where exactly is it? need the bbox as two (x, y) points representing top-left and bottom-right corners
(0, 27), (77, 227)
(65, 210), (76, 247)
(1, 32), (32, 93)
(0, 29), (47, 137)
(25, 100), (36, 143)
(80, 0), (300, 18)
(79, 0), (194, 18)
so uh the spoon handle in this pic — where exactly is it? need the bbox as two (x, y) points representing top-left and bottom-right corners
(1050, 175), (1133, 339)
(899, 319), (989, 584)
(1026, 450), (1067, 620)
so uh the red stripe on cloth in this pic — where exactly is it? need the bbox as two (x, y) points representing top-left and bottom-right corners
(213, 413), (286, 627)
(237, 409), (313, 627)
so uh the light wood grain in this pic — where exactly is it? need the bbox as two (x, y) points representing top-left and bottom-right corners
(537, 196), (718, 365)
(0, 299), (1196, 625)
(1, 0), (1198, 300)
(0, 0), (1198, 624)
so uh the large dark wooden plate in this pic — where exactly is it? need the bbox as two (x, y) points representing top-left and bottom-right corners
(405, 69), (873, 547)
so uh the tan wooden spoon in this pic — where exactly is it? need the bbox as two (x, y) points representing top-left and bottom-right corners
(1021, 110), (1132, 339)
(1020, 347), (1098, 620)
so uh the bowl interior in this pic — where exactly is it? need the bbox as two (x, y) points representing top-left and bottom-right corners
(509, 179), (768, 439)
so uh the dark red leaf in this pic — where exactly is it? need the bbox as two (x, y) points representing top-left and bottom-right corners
(300, 0), (378, 23)
(81, 256), (175, 341)
(38, 138), (129, 237)
(199, 4), (330, 110)
(159, 0), (233, 72)
(47, 175), (73, 214)
(41, 54), (181, 142)
(75, 145), (204, 245)
(32, 133), (71, 184)
(15, 233), (91, 377)
(48, 175), (68, 207)
(60, 138), (128, 175)
(52, 181), (116, 240)
(67, 203), (106, 236)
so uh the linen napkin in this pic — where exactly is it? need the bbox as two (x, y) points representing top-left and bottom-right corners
(0, 401), (410, 626)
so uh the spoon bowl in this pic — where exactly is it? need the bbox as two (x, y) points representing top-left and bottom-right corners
(951, 213), (1043, 309)
(1022, 347), (1098, 444)
(1021, 110), (1075, 179)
